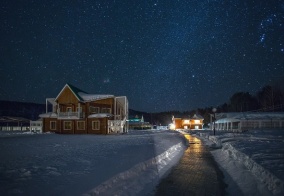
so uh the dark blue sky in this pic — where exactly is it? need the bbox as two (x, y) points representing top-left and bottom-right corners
(1, 0), (283, 112)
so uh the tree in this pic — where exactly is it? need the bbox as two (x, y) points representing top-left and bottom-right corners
(228, 92), (257, 112)
(256, 85), (284, 111)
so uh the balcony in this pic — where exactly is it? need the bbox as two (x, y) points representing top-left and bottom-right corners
(58, 112), (85, 119)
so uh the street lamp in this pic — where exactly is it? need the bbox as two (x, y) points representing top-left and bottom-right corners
(212, 108), (217, 135)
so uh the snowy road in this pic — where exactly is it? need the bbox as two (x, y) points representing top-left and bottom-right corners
(0, 130), (186, 195)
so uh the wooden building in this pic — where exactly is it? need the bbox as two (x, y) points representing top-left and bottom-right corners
(172, 114), (204, 130)
(39, 83), (128, 134)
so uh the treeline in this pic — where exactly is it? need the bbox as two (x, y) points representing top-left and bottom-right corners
(143, 84), (284, 126)
(218, 85), (284, 113)
(0, 100), (46, 120)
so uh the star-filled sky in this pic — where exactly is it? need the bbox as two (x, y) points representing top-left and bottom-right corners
(1, 0), (283, 112)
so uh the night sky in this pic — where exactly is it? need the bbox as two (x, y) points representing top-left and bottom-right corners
(1, 0), (283, 112)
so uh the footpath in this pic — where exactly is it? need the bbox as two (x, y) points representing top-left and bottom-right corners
(154, 132), (227, 196)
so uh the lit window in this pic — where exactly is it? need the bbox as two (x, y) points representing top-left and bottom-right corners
(50, 121), (56, 130)
(64, 121), (72, 130)
(92, 121), (100, 130)
(184, 120), (189, 124)
(77, 121), (85, 130)
(194, 120), (200, 124)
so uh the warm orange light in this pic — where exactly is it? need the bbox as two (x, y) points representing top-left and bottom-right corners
(184, 120), (189, 124)
(169, 123), (176, 130)
(194, 120), (200, 124)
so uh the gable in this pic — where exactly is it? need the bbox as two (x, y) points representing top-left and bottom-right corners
(55, 84), (81, 104)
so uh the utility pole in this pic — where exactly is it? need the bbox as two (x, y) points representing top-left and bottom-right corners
(212, 108), (217, 135)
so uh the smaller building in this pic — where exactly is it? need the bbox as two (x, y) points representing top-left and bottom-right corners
(172, 114), (204, 130)
(128, 115), (151, 130)
(0, 116), (30, 131)
(30, 119), (43, 133)
(213, 112), (284, 132)
(190, 114), (204, 129)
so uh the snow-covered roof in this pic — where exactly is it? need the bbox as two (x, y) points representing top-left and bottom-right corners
(0, 116), (30, 122)
(78, 92), (114, 101)
(191, 114), (204, 120)
(39, 112), (57, 118)
(88, 113), (113, 118)
(215, 112), (284, 123)
(54, 83), (115, 103)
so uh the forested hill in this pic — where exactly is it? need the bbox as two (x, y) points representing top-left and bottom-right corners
(0, 100), (46, 120)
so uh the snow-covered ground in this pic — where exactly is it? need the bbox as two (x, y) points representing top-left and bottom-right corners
(0, 130), (187, 195)
(1, 129), (283, 195)
(191, 129), (284, 196)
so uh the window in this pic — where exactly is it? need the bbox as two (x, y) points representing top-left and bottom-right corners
(101, 108), (111, 113)
(64, 121), (72, 130)
(77, 121), (85, 130)
(66, 107), (72, 112)
(92, 121), (100, 130)
(183, 120), (189, 124)
(50, 121), (56, 130)
(90, 106), (100, 113)
(194, 120), (200, 124)
(77, 107), (82, 112)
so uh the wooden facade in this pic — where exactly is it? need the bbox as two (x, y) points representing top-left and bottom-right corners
(39, 83), (128, 134)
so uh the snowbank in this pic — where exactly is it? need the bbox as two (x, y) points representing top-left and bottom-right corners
(195, 130), (284, 195)
(84, 142), (184, 195)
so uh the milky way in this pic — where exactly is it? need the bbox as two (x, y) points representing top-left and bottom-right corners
(1, 0), (283, 112)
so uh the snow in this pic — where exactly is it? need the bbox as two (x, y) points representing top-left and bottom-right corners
(78, 92), (114, 101)
(39, 112), (57, 118)
(215, 112), (284, 122)
(0, 129), (283, 195)
(0, 129), (186, 195)
(88, 113), (113, 118)
(193, 129), (284, 196)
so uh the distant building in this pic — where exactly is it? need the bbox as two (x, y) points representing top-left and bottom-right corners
(128, 115), (151, 130)
(0, 116), (30, 131)
(39, 83), (128, 134)
(172, 114), (204, 130)
(213, 112), (284, 132)
(30, 119), (43, 133)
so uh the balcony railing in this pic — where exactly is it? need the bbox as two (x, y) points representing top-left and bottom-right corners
(58, 112), (85, 119)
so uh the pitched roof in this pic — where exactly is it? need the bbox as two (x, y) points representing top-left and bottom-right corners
(55, 83), (114, 102)
(191, 114), (204, 120)
(78, 92), (114, 101)
(55, 83), (87, 102)
(67, 83), (88, 101)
